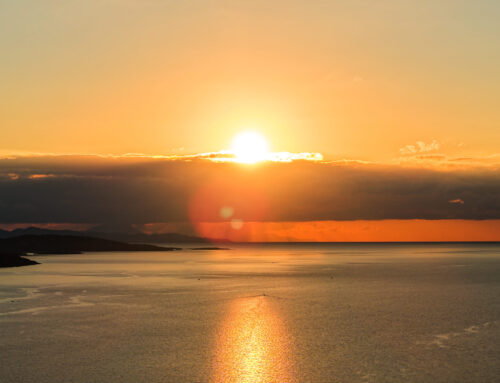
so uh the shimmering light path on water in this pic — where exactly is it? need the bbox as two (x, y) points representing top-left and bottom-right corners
(211, 295), (295, 383)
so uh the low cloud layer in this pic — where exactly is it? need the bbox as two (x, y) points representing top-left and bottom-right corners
(0, 155), (499, 225)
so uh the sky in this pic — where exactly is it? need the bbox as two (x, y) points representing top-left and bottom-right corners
(1, 1), (499, 241)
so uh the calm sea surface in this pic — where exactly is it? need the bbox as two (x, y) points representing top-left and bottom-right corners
(1, 243), (499, 382)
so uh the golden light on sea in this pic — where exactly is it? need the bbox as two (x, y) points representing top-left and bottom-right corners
(211, 296), (296, 383)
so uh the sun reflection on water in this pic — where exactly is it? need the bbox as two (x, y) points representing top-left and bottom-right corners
(211, 296), (296, 383)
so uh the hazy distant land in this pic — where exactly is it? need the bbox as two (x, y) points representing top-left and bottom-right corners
(0, 226), (219, 244)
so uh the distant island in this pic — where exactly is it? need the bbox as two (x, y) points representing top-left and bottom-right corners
(0, 234), (180, 268)
(0, 253), (40, 268)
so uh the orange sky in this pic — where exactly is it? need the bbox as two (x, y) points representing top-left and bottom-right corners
(1, 220), (499, 242)
(1, 2), (499, 241)
(1, 1), (499, 161)
(140, 220), (500, 242)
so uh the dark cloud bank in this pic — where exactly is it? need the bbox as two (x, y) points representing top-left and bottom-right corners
(0, 155), (499, 224)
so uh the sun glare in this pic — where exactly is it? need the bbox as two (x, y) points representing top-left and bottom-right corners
(231, 131), (270, 164)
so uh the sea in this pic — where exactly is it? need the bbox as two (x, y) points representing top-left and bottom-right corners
(0, 243), (499, 382)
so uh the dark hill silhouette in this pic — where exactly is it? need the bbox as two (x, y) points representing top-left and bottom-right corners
(0, 226), (221, 243)
(0, 227), (84, 238)
(0, 234), (178, 255)
(0, 235), (180, 268)
(89, 231), (213, 244)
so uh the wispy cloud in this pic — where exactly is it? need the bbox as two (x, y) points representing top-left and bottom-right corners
(400, 140), (440, 155)
(396, 153), (500, 169)
(1, 150), (324, 164)
(28, 174), (56, 179)
(123, 150), (324, 163)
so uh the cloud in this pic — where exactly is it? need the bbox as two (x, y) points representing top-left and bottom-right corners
(28, 174), (56, 179)
(400, 140), (440, 155)
(449, 198), (465, 205)
(395, 153), (500, 169)
(0, 154), (499, 225)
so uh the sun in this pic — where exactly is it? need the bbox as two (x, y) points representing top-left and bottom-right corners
(231, 131), (270, 164)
